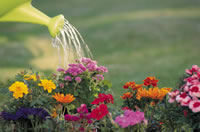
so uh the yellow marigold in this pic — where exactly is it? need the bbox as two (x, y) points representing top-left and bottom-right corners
(38, 79), (56, 93)
(53, 93), (75, 103)
(136, 87), (171, 101)
(24, 75), (37, 81)
(120, 92), (133, 100)
(9, 81), (29, 99)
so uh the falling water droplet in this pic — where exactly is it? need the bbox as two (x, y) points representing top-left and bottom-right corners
(52, 19), (93, 68)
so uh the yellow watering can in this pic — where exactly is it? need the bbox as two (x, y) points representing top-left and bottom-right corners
(0, 0), (64, 37)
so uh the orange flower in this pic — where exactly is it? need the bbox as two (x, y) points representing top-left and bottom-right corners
(132, 84), (143, 90)
(123, 81), (143, 90)
(120, 92), (133, 100)
(136, 87), (171, 101)
(53, 93), (75, 103)
(143, 77), (158, 87)
(136, 88), (149, 100)
(123, 82), (135, 89)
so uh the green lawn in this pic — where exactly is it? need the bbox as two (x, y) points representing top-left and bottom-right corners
(0, 0), (200, 105)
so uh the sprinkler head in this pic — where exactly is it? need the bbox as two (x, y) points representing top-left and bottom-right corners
(48, 14), (65, 38)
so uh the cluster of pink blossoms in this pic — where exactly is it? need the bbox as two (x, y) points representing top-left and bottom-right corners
(115, 110), (145, 128)
(168, 65), (200, 113)
(56, 58), (108, 84)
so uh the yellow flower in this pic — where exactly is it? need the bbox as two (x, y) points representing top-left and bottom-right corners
(9, 81), (29, 99)
(53, 93), (75, 103)
(24, 75), (37, 81)
(51, 109), (58, 118)
(38, 79), (56, 93)
(136, 87), (171, 101)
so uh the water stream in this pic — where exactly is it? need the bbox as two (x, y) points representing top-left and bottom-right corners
(52, 19), (93, 68)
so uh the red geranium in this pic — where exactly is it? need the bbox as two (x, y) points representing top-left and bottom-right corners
(90, 104), (108, 120)
(91, 93), (114, 105)
(143, 76), (158, 87)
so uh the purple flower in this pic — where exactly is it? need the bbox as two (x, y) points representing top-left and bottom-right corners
(75, 77), (81, 83)
(115, 110), (144, 128)
(64, 76), (72, 81)
(57, 68), (65, 72)
(1, 108), (49, 121)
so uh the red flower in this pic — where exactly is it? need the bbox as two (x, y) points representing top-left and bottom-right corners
(159, 122), (164, 125)
(183, 110), (187, 117)
(121, 107), (131, 111)
(143, 77), (158, 87)
(91, 93), (114, 105)
(90, 104), (108, 120)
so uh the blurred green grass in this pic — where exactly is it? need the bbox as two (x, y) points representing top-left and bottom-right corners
(0, 0), (200, 105)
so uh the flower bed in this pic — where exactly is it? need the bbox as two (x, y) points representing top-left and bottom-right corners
(0, 58), (199, 131)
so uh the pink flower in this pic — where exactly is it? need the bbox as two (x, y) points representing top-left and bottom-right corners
(176, 92), (191, 106)
(95, 74), (104, 81)
(81, 57), (93, 64)
(96, 66), (108, 73)
(168, 90), (180, 103)
(75, 77), (81, 83)
(186, 65), (200, 75)
(189, 85), (200, 97)
(189, 100), (200, 112)
(115, 110), (145, 128)
(57, 68), (65, 72)
(59, 83), (64, 88)
(77, 104), (88, 114)
(64, 76), (72, 81)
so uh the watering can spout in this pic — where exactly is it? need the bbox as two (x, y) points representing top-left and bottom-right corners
(0, 0), (64, 37)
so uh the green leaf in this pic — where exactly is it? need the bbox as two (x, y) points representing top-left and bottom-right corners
(103, 80), (112, 88)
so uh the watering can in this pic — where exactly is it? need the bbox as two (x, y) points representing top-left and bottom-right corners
(0, 0), (64, 37)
